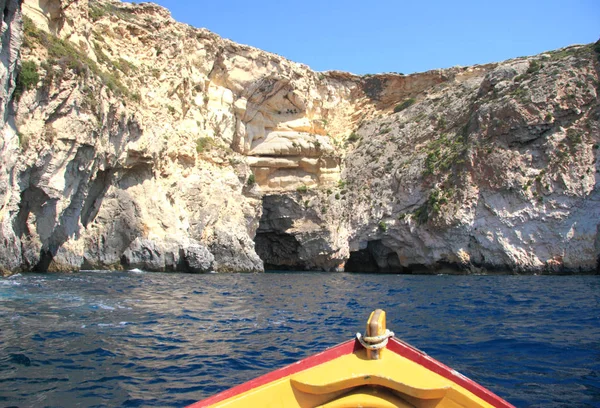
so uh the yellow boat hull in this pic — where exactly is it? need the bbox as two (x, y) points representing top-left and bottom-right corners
(189, 311), (513, 408)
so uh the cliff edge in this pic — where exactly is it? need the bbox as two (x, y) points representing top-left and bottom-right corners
(0, 0), (598, 275)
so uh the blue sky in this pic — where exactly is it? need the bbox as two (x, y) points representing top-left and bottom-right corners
(149, 0), (599, 75)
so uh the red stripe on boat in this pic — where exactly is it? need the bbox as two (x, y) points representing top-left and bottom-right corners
(387, 338), (515, 408)
(187, 340), (359, 407)
(188, 338), (514, 408)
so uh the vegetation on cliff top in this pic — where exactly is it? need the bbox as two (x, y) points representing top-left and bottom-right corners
(89, 1), (135, 23)
(22, 16), (136, 100)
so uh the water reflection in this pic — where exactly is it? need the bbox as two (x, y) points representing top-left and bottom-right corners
(0, 272), (598, 407)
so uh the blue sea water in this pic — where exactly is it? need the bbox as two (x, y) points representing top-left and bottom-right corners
(0, 272), (599, 407)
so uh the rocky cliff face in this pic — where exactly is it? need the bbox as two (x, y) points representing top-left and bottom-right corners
(0, 0), (25, 274)
(0, 0), (598, 275)
(343, 54), (600, 273)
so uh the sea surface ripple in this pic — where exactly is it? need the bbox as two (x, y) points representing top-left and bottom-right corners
(0, 272), (599, 407)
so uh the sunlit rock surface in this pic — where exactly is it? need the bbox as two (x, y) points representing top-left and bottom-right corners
(0, 0), (598, 274)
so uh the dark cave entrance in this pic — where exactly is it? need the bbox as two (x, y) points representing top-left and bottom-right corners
(254, 195), (307, 271)
(345, 240), (405, 273)
(254, 231), (306, 270)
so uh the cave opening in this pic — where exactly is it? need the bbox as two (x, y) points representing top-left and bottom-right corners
(345, 240), (406, 273)
(254, 195), (307, 271)
(254, 231), (306, 271)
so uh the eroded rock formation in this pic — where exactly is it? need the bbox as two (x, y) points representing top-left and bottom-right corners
(0, 0), (598, 275)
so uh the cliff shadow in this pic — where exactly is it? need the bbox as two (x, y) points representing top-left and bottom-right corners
(81, 168), (113, 227)
(254, 194), (307, 271)
(345, 240), (405, 273)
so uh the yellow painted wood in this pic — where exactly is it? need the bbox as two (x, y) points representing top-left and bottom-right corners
(316, 386), (414, 408)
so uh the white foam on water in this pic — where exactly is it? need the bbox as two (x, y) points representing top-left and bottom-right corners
(0, 280), (21, 286)
(97, 303), (115, 310)
(128, 268), (145, 274)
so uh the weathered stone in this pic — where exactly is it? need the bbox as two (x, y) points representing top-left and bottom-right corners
(478, 61), (529, 96)
(0, 0), (596, 276)
(121, 238), (179, 272)
(181, 244), (214, 273)
(0, 0), (24, 273)
(206, 226), (263, 272)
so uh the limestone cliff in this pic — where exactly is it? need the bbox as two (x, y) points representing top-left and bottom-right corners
(0, 0), (24, 273)
(0, 0), (598, 275)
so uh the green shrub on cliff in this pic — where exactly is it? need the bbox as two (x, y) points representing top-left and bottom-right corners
(347, 132), (359, 142)
(196, 137), (213, 153)
(14, 61), (40, 100)
(22, 17), (40, 48)
(423, 133), (466, 177)
(393, 98), (416, 113)
(526, 60), (541, 75)
(413, 189), (450, 225)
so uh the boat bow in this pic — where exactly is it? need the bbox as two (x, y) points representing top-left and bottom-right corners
(189, 309), (514, 408)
